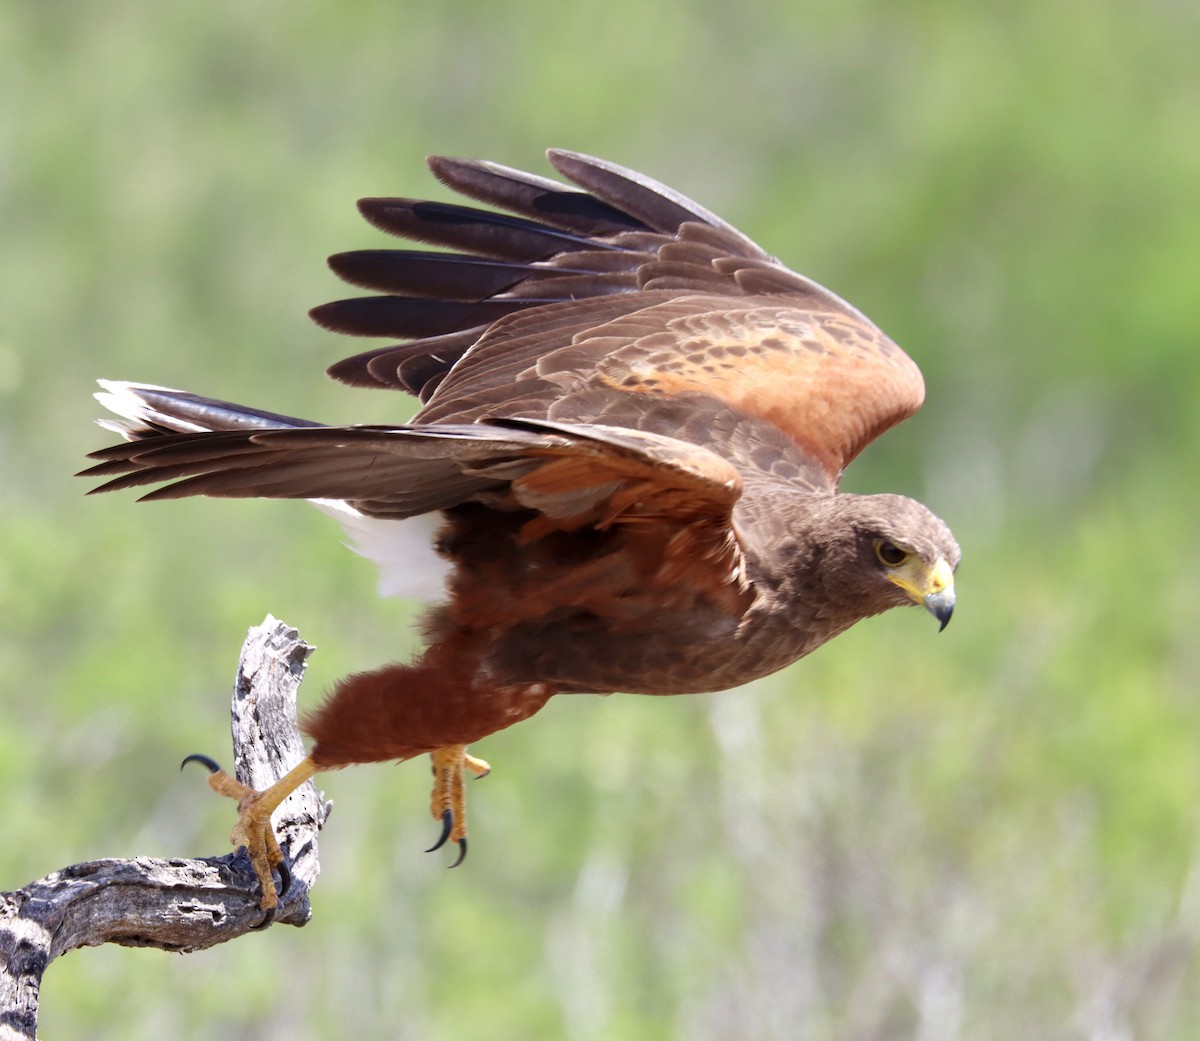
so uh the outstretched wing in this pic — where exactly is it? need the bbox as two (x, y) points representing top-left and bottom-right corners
(82, 394), (734, 515)
(312, 150), (924, 486)
(81, 388), (747, 611)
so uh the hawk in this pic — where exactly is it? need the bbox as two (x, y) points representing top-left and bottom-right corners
(81, 150), (959, 911)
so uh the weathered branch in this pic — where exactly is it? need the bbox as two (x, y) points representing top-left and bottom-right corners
(0, 615), (330, 1041)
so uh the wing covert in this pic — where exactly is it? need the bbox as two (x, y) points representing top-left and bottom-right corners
(586, 301), (924, 482)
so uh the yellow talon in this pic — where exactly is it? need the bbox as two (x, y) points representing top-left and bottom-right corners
(427, 745), (490, 865)
(463, 751), (491, 778)
(185, 753), (320, 910)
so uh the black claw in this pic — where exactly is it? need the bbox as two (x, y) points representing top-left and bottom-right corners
(426, 809), (453, 853)
(448, 838), (468, 869)
(275, 858), (293, 900)
(181, 753), (222, 773)
(230, 847), (275, 926)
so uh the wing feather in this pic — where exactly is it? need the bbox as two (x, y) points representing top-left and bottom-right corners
(82, 400), (741, 533)
(313, 151), (924, 485)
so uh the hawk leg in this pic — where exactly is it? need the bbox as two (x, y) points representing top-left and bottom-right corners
(426, 744), (491, 867)
(183, 753), (320, 913)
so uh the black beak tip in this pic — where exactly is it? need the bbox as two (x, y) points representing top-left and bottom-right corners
(925, 592), (955, 633)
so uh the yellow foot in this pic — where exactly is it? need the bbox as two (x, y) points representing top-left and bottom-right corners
(426, 744), (491, 868)
(182, 753), (320, 913)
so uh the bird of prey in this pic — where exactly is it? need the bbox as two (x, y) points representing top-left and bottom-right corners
(81, 150), (960, 911)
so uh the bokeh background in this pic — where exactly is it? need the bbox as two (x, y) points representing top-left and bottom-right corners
(3, 0), (1198, 1037)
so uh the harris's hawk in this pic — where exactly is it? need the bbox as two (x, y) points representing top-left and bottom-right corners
(81, 150), (960, 910)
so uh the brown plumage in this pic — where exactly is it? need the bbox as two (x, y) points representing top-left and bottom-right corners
(81, 150), (959, 908)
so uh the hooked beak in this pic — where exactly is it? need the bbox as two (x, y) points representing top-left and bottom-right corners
(888, 557), (956, 632)
(924, 587), (955, 632)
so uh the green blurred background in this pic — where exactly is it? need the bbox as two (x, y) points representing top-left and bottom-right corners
(3, 0), (1198, 1037)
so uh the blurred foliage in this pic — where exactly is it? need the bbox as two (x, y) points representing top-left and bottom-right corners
(2, 0), (1198, 1037)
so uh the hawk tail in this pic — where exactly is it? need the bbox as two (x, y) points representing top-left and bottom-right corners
(93, 380), (322, 442)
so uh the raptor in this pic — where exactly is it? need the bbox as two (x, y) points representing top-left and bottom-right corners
(82, 150), (960, 910)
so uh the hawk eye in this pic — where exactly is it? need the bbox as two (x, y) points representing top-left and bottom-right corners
(875, 540), (909, 567)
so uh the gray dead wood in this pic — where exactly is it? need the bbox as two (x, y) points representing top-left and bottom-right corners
(0, 615), (331, 1041)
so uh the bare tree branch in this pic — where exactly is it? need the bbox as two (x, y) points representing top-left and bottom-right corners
(0, 615), (330, 1041)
